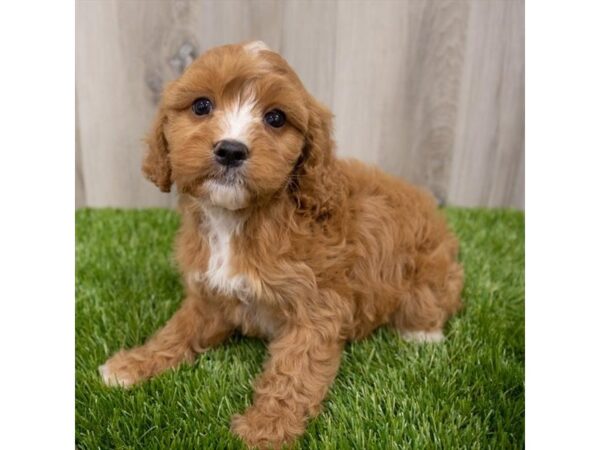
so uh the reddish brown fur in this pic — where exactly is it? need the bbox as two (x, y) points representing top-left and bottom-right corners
(101, 42), (463, 449)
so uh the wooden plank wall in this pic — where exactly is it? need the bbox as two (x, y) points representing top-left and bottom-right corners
(76, 0), (524, 209)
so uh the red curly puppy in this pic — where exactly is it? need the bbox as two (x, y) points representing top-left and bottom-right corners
(100, 41), (463, 448)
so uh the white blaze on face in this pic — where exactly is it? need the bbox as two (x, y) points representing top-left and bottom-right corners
(219, 97), (260, 146)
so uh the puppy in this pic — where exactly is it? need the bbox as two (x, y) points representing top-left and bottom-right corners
(100, 41), (463, 448)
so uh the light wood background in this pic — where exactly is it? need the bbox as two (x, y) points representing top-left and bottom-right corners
(76, 0), (524, 209)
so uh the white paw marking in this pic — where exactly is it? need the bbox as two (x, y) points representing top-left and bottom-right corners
(98, 364), (133, 388)
(401, 330), (445, 343)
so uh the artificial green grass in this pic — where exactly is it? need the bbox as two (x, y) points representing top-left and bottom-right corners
(75, 208), (524, 449)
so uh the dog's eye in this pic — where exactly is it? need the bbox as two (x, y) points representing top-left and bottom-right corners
(264, 109), (286, 128)
(192, 97), (213, 116)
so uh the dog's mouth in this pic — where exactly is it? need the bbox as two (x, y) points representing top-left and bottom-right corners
(220, 168), (245, 185)
(202, 167), (249, 211)
(209, 164), (246, 185)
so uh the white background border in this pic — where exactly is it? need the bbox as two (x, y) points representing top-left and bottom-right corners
(0, 1), (74, 448)
(1, 0), (599, 448)
(526, 0), (600, 448)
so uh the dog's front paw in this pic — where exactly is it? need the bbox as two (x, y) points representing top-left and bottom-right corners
(99, 349), (148, 388)
(231, 406), (304, 449)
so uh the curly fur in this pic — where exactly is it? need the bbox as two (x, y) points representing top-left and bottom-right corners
(100, 41), (463, 449)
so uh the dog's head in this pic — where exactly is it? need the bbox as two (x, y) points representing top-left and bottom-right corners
(143, 41), (334, 211)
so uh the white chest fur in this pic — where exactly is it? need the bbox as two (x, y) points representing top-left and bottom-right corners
(199, 206), (252, 301)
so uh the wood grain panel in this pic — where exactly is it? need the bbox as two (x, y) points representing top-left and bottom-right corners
(332, 0), (408, 165)
(280, 0), (338, 108)
(76, 0), (176, 207)
(447, 0), (525, 208)
(401, 0), (469, 204)
(75, 104), (86, 208)
(75, 0), (524, 209)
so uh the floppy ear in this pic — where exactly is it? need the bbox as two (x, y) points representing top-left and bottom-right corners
(291, 97), (340, 219)
(142, 108), (172, 193)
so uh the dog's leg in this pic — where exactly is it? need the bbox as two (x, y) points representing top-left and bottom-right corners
(99, 295), (232, 387)
(231, 327), (343, 449)
(392, 253), (463, 343)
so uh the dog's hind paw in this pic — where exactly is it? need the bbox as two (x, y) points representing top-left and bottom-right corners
(401, 329), (445, 343)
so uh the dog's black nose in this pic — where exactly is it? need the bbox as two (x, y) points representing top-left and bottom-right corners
(213, 140), (248, 167)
